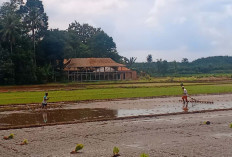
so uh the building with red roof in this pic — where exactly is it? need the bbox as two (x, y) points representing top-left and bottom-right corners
(64, 58), (137, 81)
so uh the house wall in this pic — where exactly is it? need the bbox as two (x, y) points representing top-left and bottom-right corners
(120, 71), (137, 80)
(132, 71), (137, 80)
(93, 67), (116, 72)
(66, 69), (137, 81)
(125, 72), (132, 80)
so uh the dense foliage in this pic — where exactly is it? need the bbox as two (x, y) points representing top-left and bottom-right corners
(0, 0), (231, 85)
(0, 0), (121, 85)
(131, 56), (232, 77)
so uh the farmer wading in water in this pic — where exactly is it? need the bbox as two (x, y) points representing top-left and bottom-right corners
(41, 93), (49, 108)
(182, 86), (188, 110)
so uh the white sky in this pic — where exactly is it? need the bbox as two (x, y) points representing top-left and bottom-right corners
(1, 0), (232, 62)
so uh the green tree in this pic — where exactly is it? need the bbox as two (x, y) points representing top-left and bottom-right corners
(0, 1), (21, 54)
(181, 58), (189, 63)
(126, 57), (137, 67)
(68, 21), (101, 44)
(146, 54), (152, 63)
(0, 45), (14, 84)
(156, 59), (162, 74)
(20, 0), (48, 66)
(37, 29), (67, 81)
(87, 31), (121, 61)
(161, 60), (168, 75)
(67, 22), (121, 61)
(13, 49), (37, 84)
(66, 30), (90, 58)
(173, 60), (178, 74)
(156, 59), (168, 75)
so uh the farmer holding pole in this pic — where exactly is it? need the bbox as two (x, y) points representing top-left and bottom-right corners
(182, 86), (188, 102)
(182, 86), (188, 111)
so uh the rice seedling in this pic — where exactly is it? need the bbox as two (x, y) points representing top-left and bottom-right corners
(113, 147), (120, 157)
(21, 139), (28, 145)
(140, 153), (149, 157)
(3, 133), (14, 140)
(203, 121), (210, 125)
(70, 144), (84, 154)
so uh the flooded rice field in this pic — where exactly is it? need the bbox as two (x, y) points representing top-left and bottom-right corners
(1, 94), (232, 129)
(0, 109), (117, 128)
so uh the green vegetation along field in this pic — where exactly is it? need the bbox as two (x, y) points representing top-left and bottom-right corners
(0, 81), (232, 105)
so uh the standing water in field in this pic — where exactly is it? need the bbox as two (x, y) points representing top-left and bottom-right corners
(1, 95), (232, 129)
(42, 111), (48, 123)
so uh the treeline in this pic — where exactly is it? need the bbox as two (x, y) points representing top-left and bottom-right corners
(1, 1), (231, 85)
(0, 0), (121, 85)
(130, 56), (232, 77)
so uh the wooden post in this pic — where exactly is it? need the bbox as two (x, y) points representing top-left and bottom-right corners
(68, 70), (70, 81)
(86, 68), (87, 80)
(104, 67), (105, 80)
(109, 67), (111, 80)
(99, 68), (100, 80)
(77, 71), (78, 82)
(95, 68), (97, 80)
(75, 67), (78, 81)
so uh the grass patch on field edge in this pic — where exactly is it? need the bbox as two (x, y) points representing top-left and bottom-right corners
(0, 83), (232, 105)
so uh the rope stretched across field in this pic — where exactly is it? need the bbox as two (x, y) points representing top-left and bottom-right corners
(179, 96), (214, 104)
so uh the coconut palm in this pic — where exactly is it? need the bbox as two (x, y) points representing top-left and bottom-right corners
(0, 2), (21, 54)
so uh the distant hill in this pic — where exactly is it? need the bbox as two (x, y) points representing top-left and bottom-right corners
(192, 56), (232, 66)
(130, 56), (232, 76)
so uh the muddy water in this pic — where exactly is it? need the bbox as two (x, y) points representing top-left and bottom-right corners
(0, 109), (117, 128)
(117, 101), (232, 117)
(1, 100), (232, 129)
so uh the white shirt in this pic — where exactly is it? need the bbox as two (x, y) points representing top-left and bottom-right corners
(183, 89), (188, 96)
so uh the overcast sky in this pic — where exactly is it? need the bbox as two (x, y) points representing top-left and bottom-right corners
(1, 0), (232, 62)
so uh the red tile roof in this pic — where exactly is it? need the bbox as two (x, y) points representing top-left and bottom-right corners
(117, 67), (131, 71)
(64, 58), (125, 70)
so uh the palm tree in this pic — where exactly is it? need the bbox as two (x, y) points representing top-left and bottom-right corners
(24, 7), (40, 64)
(128, 57), (137, 67)
(20, 0), (48, 66)
(0, 2), (21, 54)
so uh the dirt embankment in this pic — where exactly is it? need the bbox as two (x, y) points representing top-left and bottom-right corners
(1, 110), (232, 157)
(1, 94), (232, 156)
(0, 84), (86, 93)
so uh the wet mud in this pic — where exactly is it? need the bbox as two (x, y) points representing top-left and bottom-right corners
(1, 94), (232, 129)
